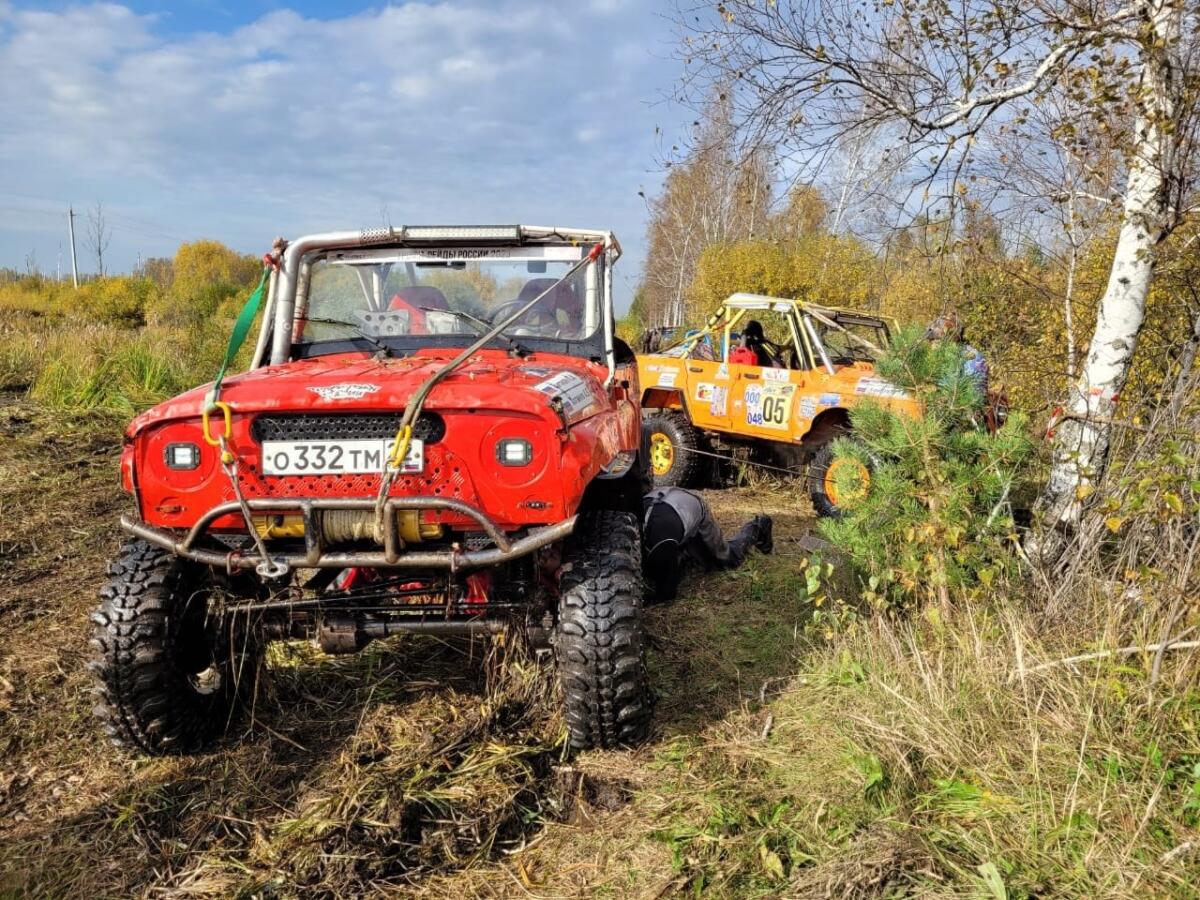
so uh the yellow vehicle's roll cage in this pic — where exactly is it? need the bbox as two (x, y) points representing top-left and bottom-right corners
(662, 293), (896, 373)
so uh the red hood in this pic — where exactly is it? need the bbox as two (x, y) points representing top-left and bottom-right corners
(126, 349), (608, 437)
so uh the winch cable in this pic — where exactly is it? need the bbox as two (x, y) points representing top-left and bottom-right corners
(673, 443), (806, 478)
(373, 242), (606, 534)
(201, 250), (286, 577)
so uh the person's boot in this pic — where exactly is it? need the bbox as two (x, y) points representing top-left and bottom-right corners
(753, 515), (773, 554)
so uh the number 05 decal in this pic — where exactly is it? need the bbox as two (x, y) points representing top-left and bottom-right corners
(761, 394), (788, 426)
(758, 383), (794, 430)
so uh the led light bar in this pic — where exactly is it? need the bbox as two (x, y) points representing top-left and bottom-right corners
(403, 226), (521, 241)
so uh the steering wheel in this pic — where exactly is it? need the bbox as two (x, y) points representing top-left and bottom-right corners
(492, 300), (563, 334)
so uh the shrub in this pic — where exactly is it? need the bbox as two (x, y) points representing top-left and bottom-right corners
(819, 327), (1034, 612)
(77, 276), (158, 326)
(0, 278), (69, 318)
(147, 279), (243, 330)
(170, 240), (260, 295)
(145, 240), (260, 329)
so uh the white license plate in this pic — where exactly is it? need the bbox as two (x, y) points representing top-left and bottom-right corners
(260, 438), (423, 476)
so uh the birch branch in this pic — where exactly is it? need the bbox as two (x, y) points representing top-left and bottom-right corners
(1011, 638), (1200, 682)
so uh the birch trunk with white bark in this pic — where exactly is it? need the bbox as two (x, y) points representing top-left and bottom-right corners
(1030, 0), (1184, 565)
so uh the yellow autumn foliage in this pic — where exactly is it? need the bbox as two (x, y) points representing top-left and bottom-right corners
(678, 223), (1200, 419)
(688, 233), (878, 322)
(146, 240), (260, 328)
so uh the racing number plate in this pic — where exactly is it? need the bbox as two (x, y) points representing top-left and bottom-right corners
(260, 439), (424, 476)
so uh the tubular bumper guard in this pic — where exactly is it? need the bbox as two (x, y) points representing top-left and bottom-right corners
(120, 496), (576, 573)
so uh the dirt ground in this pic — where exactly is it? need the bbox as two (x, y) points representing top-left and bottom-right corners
(0, 398), (820, 898)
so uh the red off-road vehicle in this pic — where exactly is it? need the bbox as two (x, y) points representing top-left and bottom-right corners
(91, 225), (652, 753)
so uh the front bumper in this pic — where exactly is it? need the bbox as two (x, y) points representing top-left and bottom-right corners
(121, 495), (575, 574)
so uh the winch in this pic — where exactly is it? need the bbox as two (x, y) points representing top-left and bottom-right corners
(252, 509), (444, 544)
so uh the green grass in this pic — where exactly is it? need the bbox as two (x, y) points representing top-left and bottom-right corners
(617, 579), (1200, 898)
(0, 286), (244, 415)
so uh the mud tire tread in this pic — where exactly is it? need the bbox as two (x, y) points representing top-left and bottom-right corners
(89, 538), (258, 756)
(556, 510), (652, 751)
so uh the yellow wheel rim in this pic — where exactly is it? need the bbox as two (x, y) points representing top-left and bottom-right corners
(825, 458), (870, 509)
(649, 432), (674, 477)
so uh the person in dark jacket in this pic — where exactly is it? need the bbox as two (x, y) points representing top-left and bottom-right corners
(642, 487), (773, 604)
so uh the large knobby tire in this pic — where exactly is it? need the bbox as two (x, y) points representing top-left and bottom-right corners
(808, 441), (872, 519)
(644, 411), (702, 488)
(555, 510), (652, 751)
(89, 539), (261, 755)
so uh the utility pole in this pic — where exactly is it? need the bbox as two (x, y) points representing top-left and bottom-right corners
(67, 205), (80, 288)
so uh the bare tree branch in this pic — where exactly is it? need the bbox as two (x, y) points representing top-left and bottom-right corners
(86, 201), (112, 277)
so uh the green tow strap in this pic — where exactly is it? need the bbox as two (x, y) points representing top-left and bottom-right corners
(205, 267), (270, 409)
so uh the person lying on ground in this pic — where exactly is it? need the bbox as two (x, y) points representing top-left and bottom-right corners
(642, 487), (773, 604)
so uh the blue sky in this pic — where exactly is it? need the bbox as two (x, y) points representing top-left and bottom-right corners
(0, 1), (688, 309)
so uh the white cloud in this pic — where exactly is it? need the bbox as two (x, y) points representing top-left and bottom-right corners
(0, 1), (685, 307)
(588, 0), (631, 12)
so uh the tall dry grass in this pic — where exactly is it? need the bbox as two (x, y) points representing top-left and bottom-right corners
(0, 274), (247, 414)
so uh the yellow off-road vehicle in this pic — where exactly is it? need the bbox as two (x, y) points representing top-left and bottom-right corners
(637, 293), (921, 516)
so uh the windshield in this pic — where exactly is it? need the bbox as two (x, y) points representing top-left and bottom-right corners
(296, 246), (601, 349)
(812, 318), (888, 363)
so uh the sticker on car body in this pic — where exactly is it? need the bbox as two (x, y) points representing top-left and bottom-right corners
(854, 377), (909, 399)
(709, 386), (728, 417)
(695, 382), (717, 402)
(307, 383), (381, 401)
(745, 384), (763, 425)
(747, 382), (794, 429)
(657, 369), (678, 387)
(763, 368), (791, 382)
(534, 371), (598, 419)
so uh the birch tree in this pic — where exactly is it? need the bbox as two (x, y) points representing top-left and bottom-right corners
(676, 0), (1197, 565)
